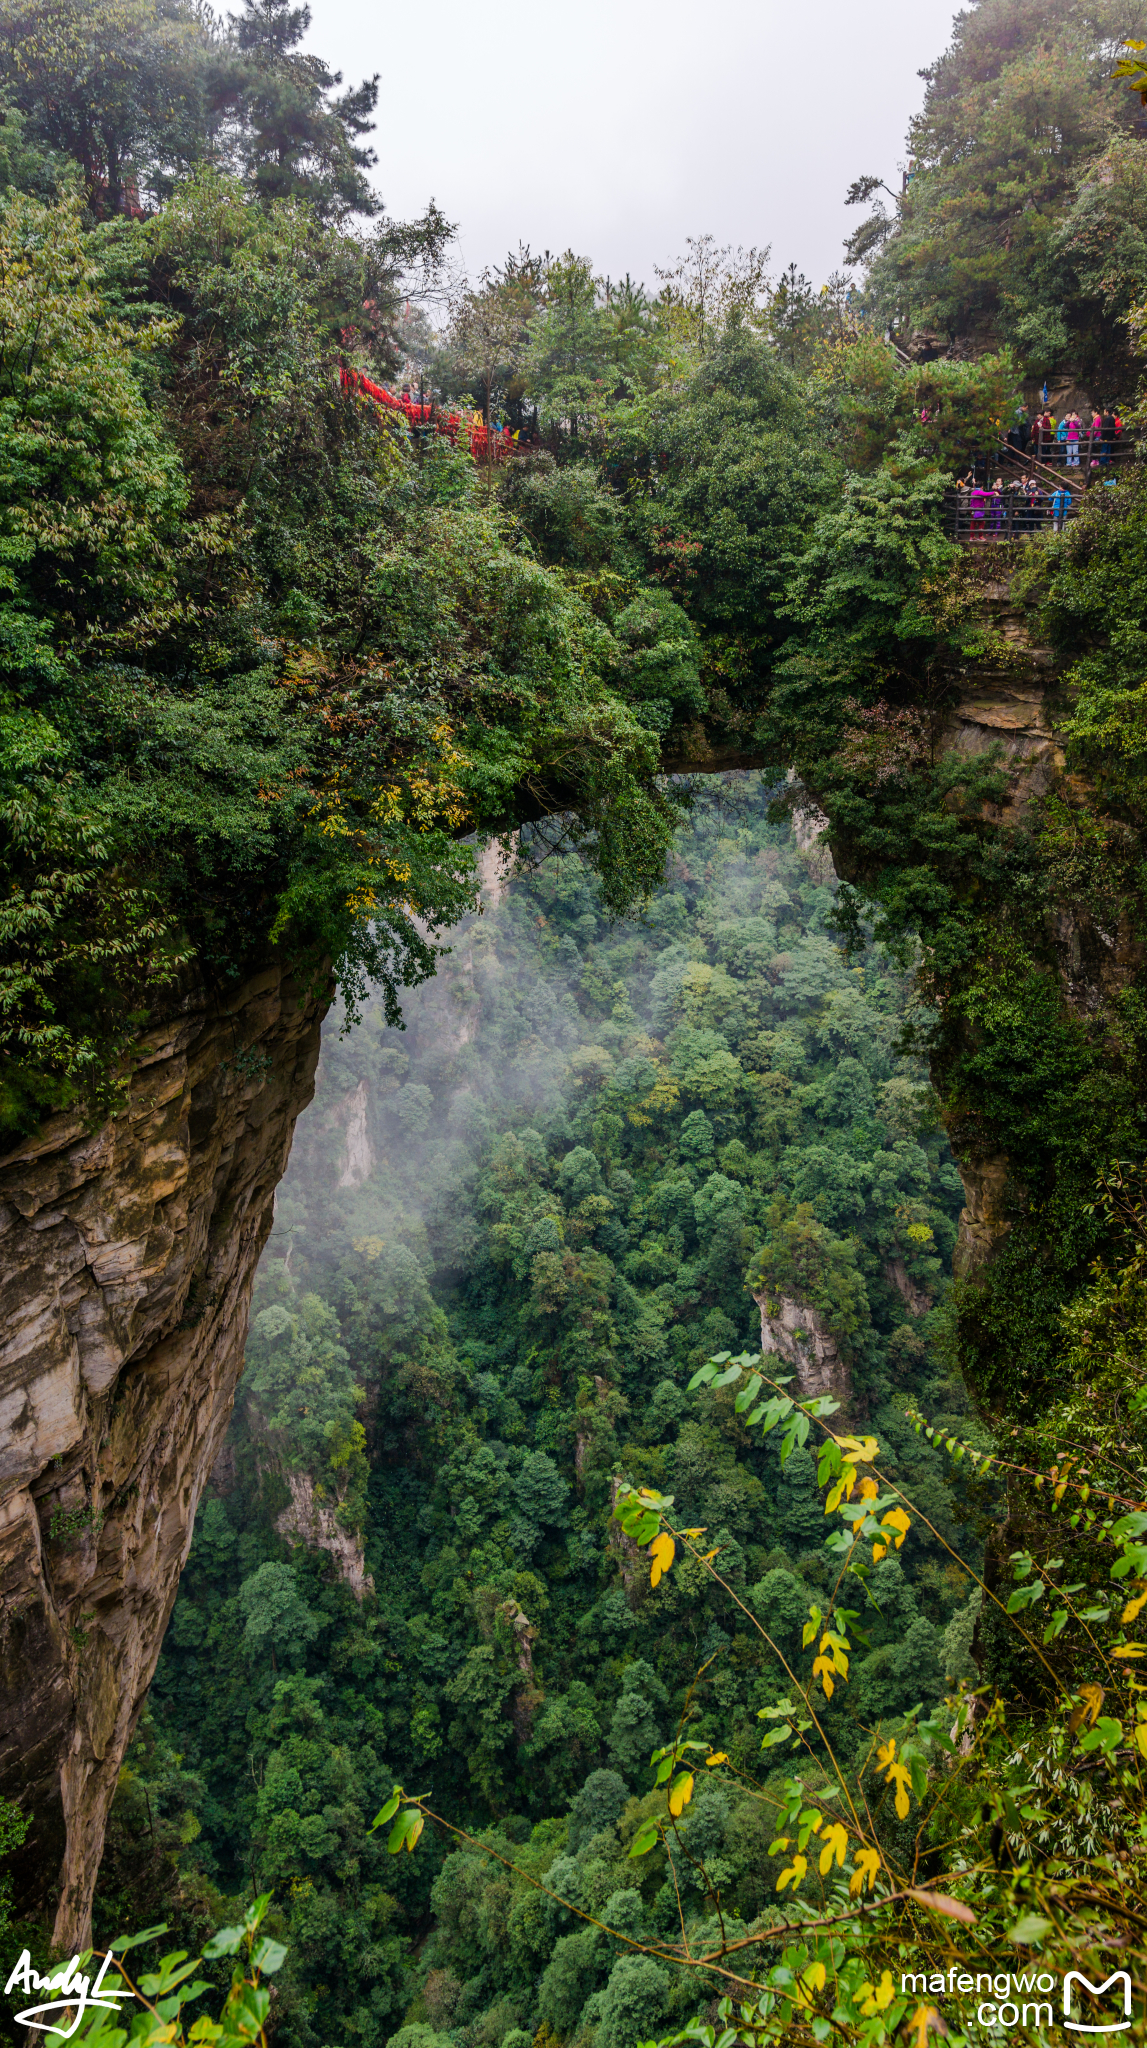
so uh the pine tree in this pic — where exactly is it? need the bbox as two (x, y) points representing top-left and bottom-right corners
(229, 0), (379, 220)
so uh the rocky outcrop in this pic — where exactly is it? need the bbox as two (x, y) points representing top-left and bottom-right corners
(754, 1292), (851, 1412)
(883, 1258), (934, 1317)
(951, 1152), (1012, 1281)
(607, 1474), (647, 1602)
(476, 834), (515, 909)
(0, 957), (329, 1950)
(275, 1467), (373, 1600)
(336, 1077), (374, 1189)
(499, 1596), (542, 1740)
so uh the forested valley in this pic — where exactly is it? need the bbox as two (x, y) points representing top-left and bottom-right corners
(4, 0), (1147, 2044)
(97, 786), (978, 2047)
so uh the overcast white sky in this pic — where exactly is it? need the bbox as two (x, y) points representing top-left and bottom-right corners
(304, 0), (962, 292)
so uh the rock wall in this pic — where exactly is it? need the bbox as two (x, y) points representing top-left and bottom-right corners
(0, 957), (329, 1949)
(275, 1467), (374, 1601)
(929, 571), (1142, 1274)
(754, 1292), (851, 1411)
(336, 1077), (375, 1190)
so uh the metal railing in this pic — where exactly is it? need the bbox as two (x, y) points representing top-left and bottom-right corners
(1017, 432), (1133, 470)
(944, 488), (1089, 541)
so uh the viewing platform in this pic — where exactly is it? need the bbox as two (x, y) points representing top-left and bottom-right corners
(945, 439), (1134, 542)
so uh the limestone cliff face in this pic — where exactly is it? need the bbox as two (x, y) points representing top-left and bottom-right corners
(753, 1292), (851, 1411)
(335, 1077), (375, 1190)
(275, 1467), (374, 1601)
(0, 958), (329, 1949)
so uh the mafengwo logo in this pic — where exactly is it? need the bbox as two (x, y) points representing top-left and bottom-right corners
(1064, 1972), (1134, 2036)
(900, 1966), (1134, 2034)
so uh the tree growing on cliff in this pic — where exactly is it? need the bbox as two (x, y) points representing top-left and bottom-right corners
(747, 1196), (870, 1355)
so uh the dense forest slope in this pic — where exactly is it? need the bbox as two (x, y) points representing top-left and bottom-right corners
(3, 0), (1147, 2037)
(94, 786), (985, 2048)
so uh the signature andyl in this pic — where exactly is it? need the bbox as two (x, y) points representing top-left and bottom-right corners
(5, 1946), (134, 2038)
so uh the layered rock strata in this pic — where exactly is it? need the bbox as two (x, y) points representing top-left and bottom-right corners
(0, 958), (328, 1949)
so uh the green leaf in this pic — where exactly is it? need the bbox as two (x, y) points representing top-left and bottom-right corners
(1077, 1716), (1123, 1758)
(1008, 1914), (1053, 1946)
(203, 1925), (245, 1959)
(388, 1811), (414, 1853)
(712, 1364), (743, 1388)
(157, 1981), (213, 2020)
(757, 1397), (792, 1434)
(251, 1937), (288, 1975)
(139, 1955), (201, 1997)
(634, 1512), (661, 1545)
(629, 1821), (659, 1857)
(106, 1925), (169, 1955)
(372, 1789), (401, 1829)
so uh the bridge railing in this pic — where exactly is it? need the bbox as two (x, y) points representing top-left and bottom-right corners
(945, 487), (1094, 543)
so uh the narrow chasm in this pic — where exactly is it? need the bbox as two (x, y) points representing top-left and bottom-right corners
(100, 784), (981, 2043)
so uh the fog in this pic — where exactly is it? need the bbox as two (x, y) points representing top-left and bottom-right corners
(304, 0), (961, 291)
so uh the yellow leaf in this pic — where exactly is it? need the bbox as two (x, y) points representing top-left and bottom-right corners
(1135, 1722), (1147, 1760)
(649, 1531), (675, 1587)
(858, 1476), (879, 1501)
(705, 1752), (729, 1767)
(803, 1961), (827, 1994)
(825, 1462), (857, 1514)
(1111, 1643), (1147, 1657)
(812, 1654), (835, 1697)
(836, 1434), (880, 1464)
(1069, 1683), (1105, 1734)
(668, 1771), (694, 1817)
(1122, 1589), (1147, 1625)
(860, 1971), (895, 2016)
(877, 1737), (912, 1817)
(887, 1762), (912, 1819)
(405, 1814), (424, 1852)
(872, 1542), (888, 1563)
(777, 1854), (807, 1892)
(908, 2004), (945, 2048)
(819, 1821), (848, 1874)
(849, 1847), (881, 1895)
(881, 1506), (911, 1549)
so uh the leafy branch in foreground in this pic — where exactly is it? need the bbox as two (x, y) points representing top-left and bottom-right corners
(49, 1894), (284, 2045)
(361, 1348), (1147, 2048)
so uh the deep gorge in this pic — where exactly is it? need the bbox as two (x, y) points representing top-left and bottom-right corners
(4, 0), (1147, 2038)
